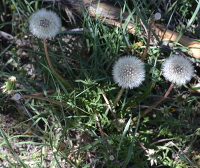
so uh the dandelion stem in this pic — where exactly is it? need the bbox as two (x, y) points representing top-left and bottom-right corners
(21, 95), (73, 110)
(43, 39), (74, 90)
(132, 82), (174, 122)
(141, 19), (155, 62)
(113, 87), (125, 108)
(31, 90), (56, 96)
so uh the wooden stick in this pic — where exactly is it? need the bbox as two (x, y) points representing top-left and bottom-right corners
(153, 24), (200, 58)
(62, 0), (200, 59)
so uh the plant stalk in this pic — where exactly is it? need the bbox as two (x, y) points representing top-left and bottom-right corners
(43, 39), (74, 90)
(132, 82), (174, 122)
(141, 19), (155, 62)
(113, 87), (125, 108)
(21, 95), (73, 110)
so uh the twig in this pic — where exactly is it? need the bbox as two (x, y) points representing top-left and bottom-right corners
(81, 133), (94, 168)
(127, 129), (148, 153)
(94, 113), (112, 154)
(135, 136), (149, 153)
(100, 88), (116, 119)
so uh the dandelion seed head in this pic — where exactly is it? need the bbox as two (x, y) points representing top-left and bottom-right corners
(12, 93), (21, 101)
(154, 13), (161, 20)
(109, 155), (115, 161)
(39, 19), (50, 27)
(162, 55), (194, 85)
(112, 56), (145, 89)
(29, 8), (61, 39)
(8, 76), (17, 82)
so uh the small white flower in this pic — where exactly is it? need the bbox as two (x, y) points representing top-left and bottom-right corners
(109, 155), (115, 161)
(1, 76), (17, 94)
(146, 149), (159, 166)
(12, 93), (21, 101)
(29, 8), (61, 39)
(112, 56), (145, 89)
(162, 55), (194, 85)
(154, 13), (161, 20)
(8, 76), (17, 82)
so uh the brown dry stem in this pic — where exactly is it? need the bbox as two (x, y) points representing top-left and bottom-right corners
(43, 39), (74, 90)
(132, 82), (175, 122)
(21, 95), (73, 110)
(141, 19), (155, 62)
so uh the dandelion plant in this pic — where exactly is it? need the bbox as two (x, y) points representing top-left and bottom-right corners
(112, 56), (145, 107)
(29, 8), (73, 90)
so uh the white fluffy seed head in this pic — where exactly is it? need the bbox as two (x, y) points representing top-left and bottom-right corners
(12, 93), (21, 101)
(8, 76), (17, 82)
(162, 55), (194, 85)
(154, 13), (161, 20)
(112, 56), (145, 89)
(29, 8), (61, 39)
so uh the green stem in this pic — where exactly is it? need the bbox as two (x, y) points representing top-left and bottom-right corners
(113, 87), (125, 108)
(43, 39), (74, 90)
(132, 82), (174, 122)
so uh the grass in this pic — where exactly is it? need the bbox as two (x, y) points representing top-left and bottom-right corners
(0, 0), (200, 167)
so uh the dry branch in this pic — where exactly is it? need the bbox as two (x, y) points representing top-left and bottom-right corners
(62, 0), (200, 59)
